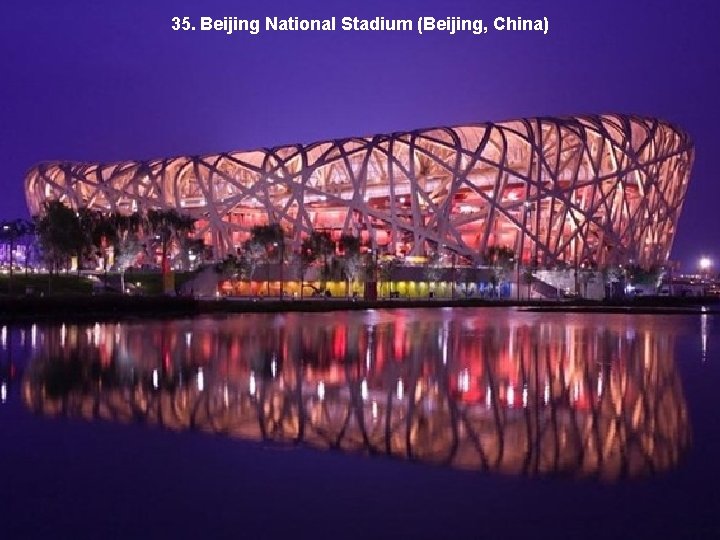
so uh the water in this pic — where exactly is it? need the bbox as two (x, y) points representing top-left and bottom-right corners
(1, 308), (718, 538)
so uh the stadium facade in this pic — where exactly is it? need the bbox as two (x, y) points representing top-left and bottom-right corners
(25, 114), (693, 267)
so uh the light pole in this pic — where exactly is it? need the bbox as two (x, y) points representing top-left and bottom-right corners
(451, 252), (456, 300)
(517, 201), (532, 300)
(274, 240), (285, 300)
(699, 256), (713, 295)
(2, 223), (18, 294)
(373, 248), (378, 298)
(2, 224), (11, 289)
(366, 248), (377, 300)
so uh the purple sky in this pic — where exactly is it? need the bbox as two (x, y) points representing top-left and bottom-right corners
(1, 0), (718, 269)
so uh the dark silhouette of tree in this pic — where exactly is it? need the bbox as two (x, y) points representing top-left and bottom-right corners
(482, 245), (515, 297)
(109, 211), (144, 292)
(423, 252), (444, 298)
(377, 257), (400, 297)
(522, 267), (535, 299)
(338, 233), (361, 297)
(77, 208), (117, 270)
(297, 229), (334, 298)
(145, 209), (196, 292)
(298, 236), (315, 299)
(239, 237), (266, 284)
(249, 223), (285, 296)
(482, 245), (515, 268)
(180, 238), (206, 271)
(35, 201), (83, 274)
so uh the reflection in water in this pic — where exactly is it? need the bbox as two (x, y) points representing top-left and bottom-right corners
(1, 325), (23, 405)
(701, 312), (709, 362)
(20, 311), (690, 480)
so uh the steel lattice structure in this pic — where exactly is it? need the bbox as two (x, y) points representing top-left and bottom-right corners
(25, 114), (693, 266)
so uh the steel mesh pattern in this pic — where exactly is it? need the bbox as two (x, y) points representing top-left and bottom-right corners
(25, 114), (693, 266)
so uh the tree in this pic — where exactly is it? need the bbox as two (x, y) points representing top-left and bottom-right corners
(248, 223), (285, 296)
(298, 229), (334, 298)
(457, 266), (476, 297)
(422, 252), (444, 297)
(218, 253), (236, 273)
(35, 201), (83, 274)
(249, 223), (284, 251)
(338, 234), (361, 297)
(178, 238), (205, 271)
(625, 264), (662, 292)
(217, 253), (249, 286)
(602, 265), (625, 299)
(378, 257), (400, 297)
(145, 209), (196, 293)
(313, 230), (335, 291)
(298, 236), (316, 299)
(109, 212), (144, 293)
(77, 208), (117, 271)
(0, 218), (33, 293)
(577, 269), (592, 298)
(522, 267), (535, 299)
(240, 238), (267, 284)
(21, 220), (37, 275)
(483, 245), (516, 269)
(483, 245), (515, 297)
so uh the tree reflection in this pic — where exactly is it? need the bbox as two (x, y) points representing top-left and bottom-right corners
(22, 313), (690, 480)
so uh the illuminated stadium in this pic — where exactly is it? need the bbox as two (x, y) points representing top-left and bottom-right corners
(25, 114), (693, 267)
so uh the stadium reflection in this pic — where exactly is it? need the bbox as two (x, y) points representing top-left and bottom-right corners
(22, 311), (689, 480)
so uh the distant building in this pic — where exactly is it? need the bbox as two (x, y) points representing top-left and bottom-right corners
(660, 276), (712, 297)
(0, 238), (41, 269)
(25, 114), (693, 267)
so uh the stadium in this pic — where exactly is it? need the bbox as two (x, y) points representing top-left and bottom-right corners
(25, 114), (693, 271)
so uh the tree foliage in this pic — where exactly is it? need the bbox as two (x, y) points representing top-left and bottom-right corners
(34, 203), (197, 282)
(338, 234), (361, 295)
(109, 212), (143, 272)
(35, 201), (83, 272)
(298, 229), (334, 296)
(482, 245), (515, 296)
(423, 251), (444, 285)
(249, 223), (284, 251)
(146, 209), (196, 263)
(378, 256), (400, 296)
(482, 245), (516, 269)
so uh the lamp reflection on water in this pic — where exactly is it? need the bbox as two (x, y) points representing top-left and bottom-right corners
(701, 313), (708, 362)
(21, 312), (691, 481)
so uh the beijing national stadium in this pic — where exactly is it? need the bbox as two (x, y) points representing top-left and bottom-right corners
(24, 114), (693, 283)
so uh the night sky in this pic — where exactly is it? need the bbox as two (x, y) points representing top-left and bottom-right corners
(1, 0), (718, 269)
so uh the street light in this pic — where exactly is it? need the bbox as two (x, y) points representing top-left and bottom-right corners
(274, 240), (284, 300)
(451, 252), (456, 300)
(697, 256), (713, 297)
(366, 248), (377, 300)
(517, 201), (533, 300)
(1, 222), (17, 293)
